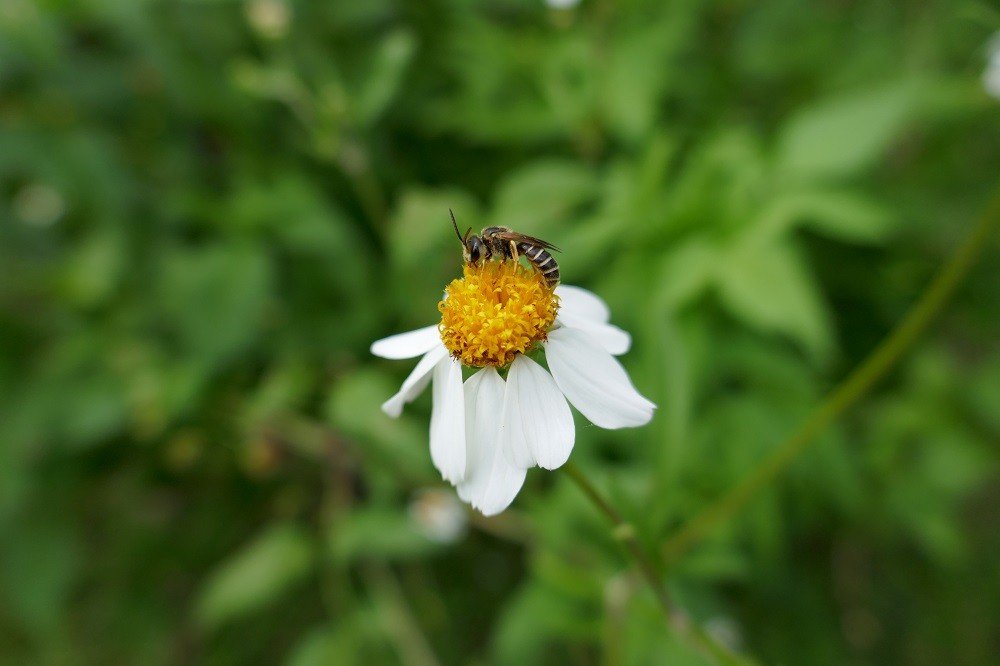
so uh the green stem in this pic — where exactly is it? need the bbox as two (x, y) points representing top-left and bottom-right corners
(662, 187), (1000, 564)
(365, 562), (442, 666)
(562, 462), (752, 665)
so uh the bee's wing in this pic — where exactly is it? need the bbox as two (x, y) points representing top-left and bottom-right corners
(492, 231), (561, 253)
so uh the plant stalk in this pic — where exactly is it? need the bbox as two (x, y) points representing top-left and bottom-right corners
(661, 186), (1000, 563)
(562, 462), (752, 665)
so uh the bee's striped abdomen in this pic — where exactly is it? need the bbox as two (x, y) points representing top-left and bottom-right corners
(520, 242), (560, 288)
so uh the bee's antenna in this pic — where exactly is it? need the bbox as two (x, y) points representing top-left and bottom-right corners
(449, 209), (465, 244)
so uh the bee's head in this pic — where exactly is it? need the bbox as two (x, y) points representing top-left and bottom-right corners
(450, 209), (484, 265)
(465, 234), (484, 264)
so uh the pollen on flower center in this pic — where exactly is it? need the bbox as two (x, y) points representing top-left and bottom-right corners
(438, 261), (559, 368)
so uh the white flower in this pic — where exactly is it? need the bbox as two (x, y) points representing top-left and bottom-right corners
(408, 489), (467, 543)
(371, 263), (655, 516)
(245, 0), (291, 40)
(985, 32), (1000, 100)
(13, 183), (65, 228)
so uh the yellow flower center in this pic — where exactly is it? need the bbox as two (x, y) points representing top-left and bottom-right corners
(439, 261), (559, 368)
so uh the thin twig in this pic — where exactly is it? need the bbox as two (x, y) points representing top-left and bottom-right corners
(562, 462), (752, 665)
(365, 561), (442, 666)
(661, 186), (1000, 564)
(562, 464), (666, 607)
(601, 574), (632, 666)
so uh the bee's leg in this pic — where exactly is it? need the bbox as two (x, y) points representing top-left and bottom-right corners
(509, 241), (519, 261)
(497, 242), (511, 262)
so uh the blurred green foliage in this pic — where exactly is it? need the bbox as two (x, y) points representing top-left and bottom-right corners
(1, 0), (998, 664)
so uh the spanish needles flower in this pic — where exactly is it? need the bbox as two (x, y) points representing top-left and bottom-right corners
(372, 255), (655, 515)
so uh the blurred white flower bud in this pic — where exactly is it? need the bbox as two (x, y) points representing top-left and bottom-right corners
(546, 0), (582, 8)
(13, 183), (65, 228)
(704, 616), (743, 652)
(409, 489), (467, 543)
(985, 33), (1000, 100)
(245, 0), (291, 40)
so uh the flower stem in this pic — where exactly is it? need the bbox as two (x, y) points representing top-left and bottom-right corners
(364, 562), (442, 666)
(662, 186), (1000, 564)
(562, 462), (752, 665)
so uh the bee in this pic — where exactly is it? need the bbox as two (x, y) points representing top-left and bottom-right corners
(450, 210), (561, 287)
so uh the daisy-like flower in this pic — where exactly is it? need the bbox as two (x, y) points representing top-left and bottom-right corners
(371, 259), (655, 515)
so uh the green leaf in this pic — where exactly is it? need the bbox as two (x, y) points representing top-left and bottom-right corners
(0, 516), (78, 638)
(387, 188), (478, 322)
(490, 160), (599, 233)
(195, 525), (315, 630)
(159, 243), (272, 363)
(775, 82), (917, 180)
(324, 369), (429, 476)
(539, 36), (598, 129)
(753, 189), (897, 243)
(492, 584), (591, 665)
(60, 372), (129, 448)
(329, 507), (439, 562)
(59, 229), (125, 308)
(622, 596), (713, 666)
(287, 624), (364, 666)
(241, 359), (315, 426)
(654, 239), (720, 310)
(676, 545), (751, 583)
(388, 188), (478, 270)
(226, 175), (366, 260)
(715, 241), (832, 361)
(600, 11), (694, 142)
(355, 29), (416, 125)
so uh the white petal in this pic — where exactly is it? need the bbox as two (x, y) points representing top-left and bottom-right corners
(555, 285), (610, 323)
(497, 364), (532, 470)
(429, 357), (466, 483)
(371, 325), (441, 359)
(502, 355), (575, 470)
(556, 314), (631, 355)
(458, 368), (526, 516)
(455, 369), (491, 504)
(545, 327), (656, 429)
(381, 345), (449, 417)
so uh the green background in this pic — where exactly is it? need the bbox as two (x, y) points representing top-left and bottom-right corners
(1, 0), (998, 663)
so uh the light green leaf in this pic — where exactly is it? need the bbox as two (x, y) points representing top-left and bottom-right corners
(493, 584), (588, 665)
(622, 597), (714, 666)
(753, 190), (896, 243)
(654, 239), (720, 310)
(387, 188), (479, 323)
(59, 229), (125, 308)
(159, 243), (272, 363)
(195, 525), (315, 630)
(287, 624), (364, 666)
(355, 29), (416, 125)
(775, 82), (917, 180)
(539, 36), (598, 129)
(329, 507), (439, 562)
(388, 188), (478, 270)
(676, 544), (751, 582)
(241, 359), (315, 426)
(716, 241), (832, 361)
(600, 12), (694, 142)
(490, 160), (598, 233)
(325, 369), (429, 475)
